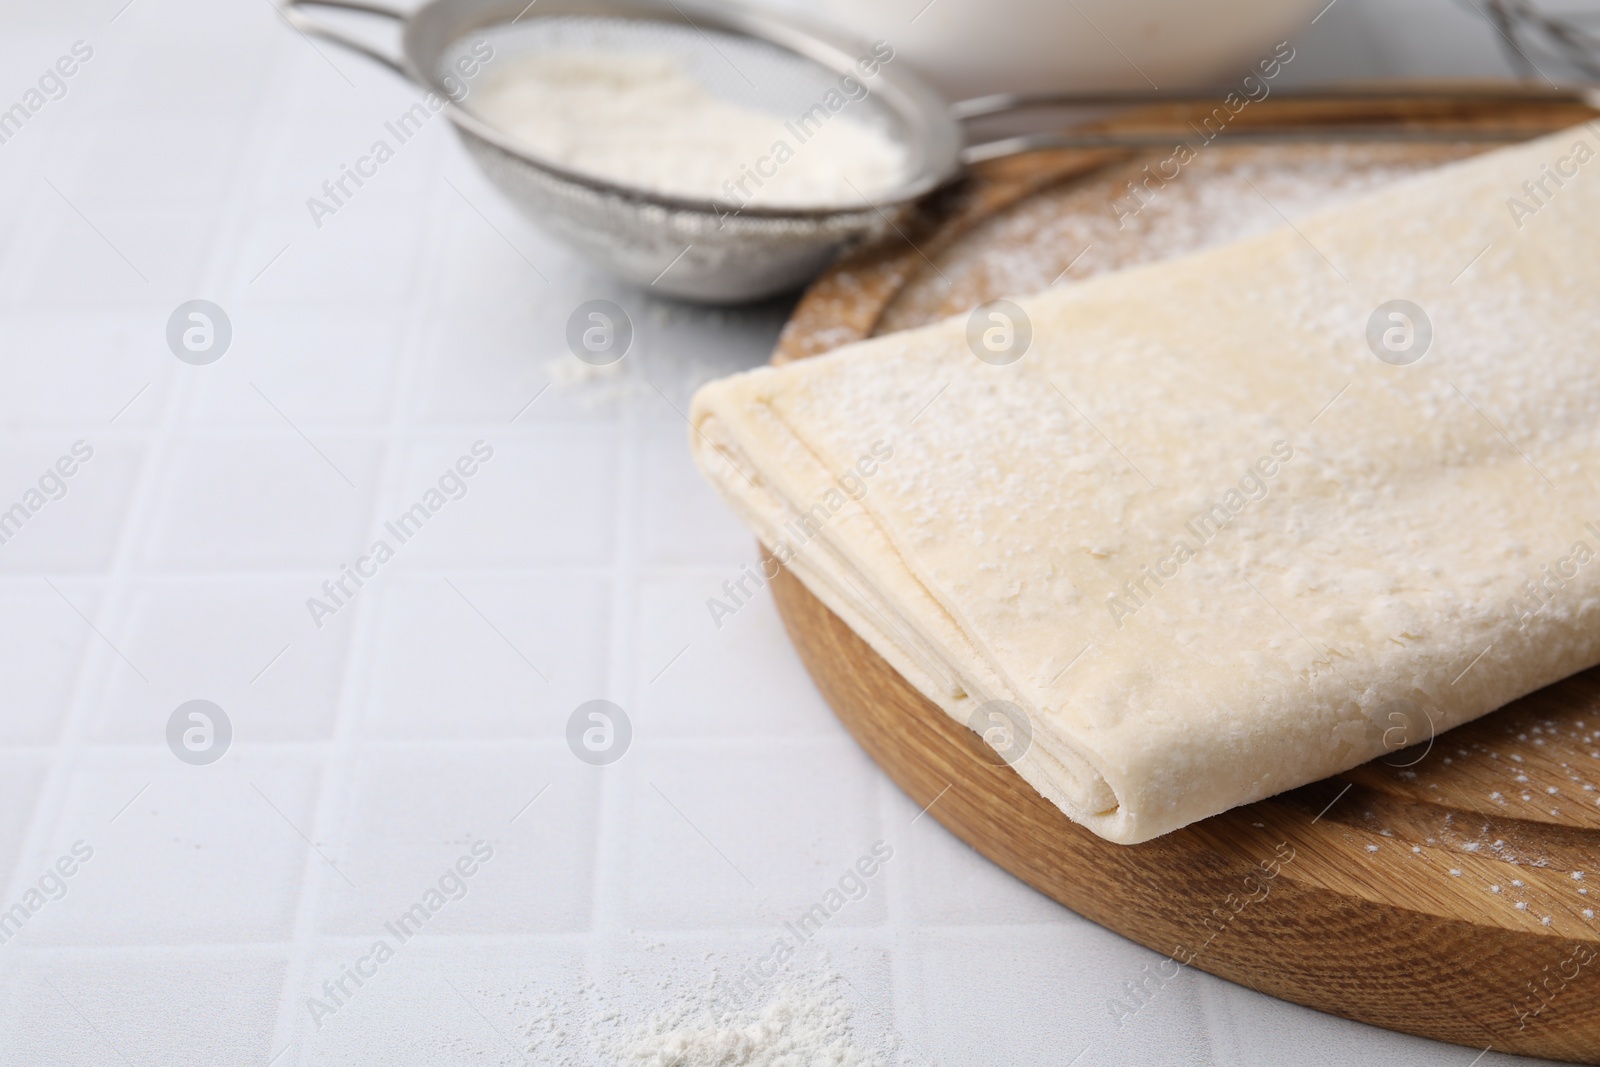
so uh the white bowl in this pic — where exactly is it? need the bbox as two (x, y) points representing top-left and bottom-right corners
(810, 0), (1322, 101)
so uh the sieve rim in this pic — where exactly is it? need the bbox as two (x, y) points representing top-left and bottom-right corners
(402, 0), (964, 219)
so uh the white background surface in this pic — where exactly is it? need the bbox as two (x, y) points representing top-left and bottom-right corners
(0, 0), (1568, 1063)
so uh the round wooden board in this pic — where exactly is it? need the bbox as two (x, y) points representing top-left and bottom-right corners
(767, 94), (1600, 1062)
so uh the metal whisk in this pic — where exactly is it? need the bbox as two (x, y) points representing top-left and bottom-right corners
(1480, 0), (1600, 81)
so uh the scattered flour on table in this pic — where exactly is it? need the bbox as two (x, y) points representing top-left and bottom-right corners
(539, 352), (655, 409)
(605, 985), (886, 1067)
(542, 300), (759, 411)
(492, 956), (905, 1067)
(546, 354), (627, 387)
(472, 52), (907, 206)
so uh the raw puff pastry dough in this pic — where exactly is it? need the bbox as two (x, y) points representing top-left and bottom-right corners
(690, 124), (1600, 843)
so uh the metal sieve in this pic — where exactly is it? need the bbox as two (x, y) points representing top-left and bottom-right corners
(284, 0), (962, 303)
(285, 0), (1595, 303)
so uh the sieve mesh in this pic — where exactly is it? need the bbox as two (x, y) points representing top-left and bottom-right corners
(419, 8), (944, 302)
(443, 17), (911, 154)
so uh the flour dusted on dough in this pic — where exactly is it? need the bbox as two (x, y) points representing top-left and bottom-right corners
(873, 143), (1488, 334)
(471, 52), (908, 206)
(691, 123), (1600, 844)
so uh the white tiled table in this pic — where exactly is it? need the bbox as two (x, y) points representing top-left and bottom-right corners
(0, 1), (1564, 1063)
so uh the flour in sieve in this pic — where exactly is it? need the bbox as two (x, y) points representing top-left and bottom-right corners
(471, 52), (908, 207)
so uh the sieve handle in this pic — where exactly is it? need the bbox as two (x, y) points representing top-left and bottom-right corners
(950, 84), (1596, 122)
(280, 0), (411, 79)
(958, 125), (1567, 164)
(952, 84), (1599, 164)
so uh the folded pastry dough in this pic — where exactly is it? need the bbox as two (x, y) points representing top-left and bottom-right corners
(690, 124), (1600, 843)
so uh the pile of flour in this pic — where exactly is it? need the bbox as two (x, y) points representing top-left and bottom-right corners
(470, 51), (907, 207)
(605, 985), (885, 1067)
(501, 961), (900, 1067)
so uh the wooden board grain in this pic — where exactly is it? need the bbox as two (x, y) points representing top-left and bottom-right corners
(766, 93), (1600, 1062)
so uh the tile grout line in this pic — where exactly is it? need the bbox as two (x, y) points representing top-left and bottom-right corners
(258, 90), (454, 1067)
(0, 131), (212, 912)
(0, 918), (1090, 957)
(0, 421), (636, 439)
(236, 32), (399, 1067)
(0, 732), (869, 755)
(880, 769), (916, 1057)
(0, 559), (758, 582)
(586, 292), (644, 1000)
